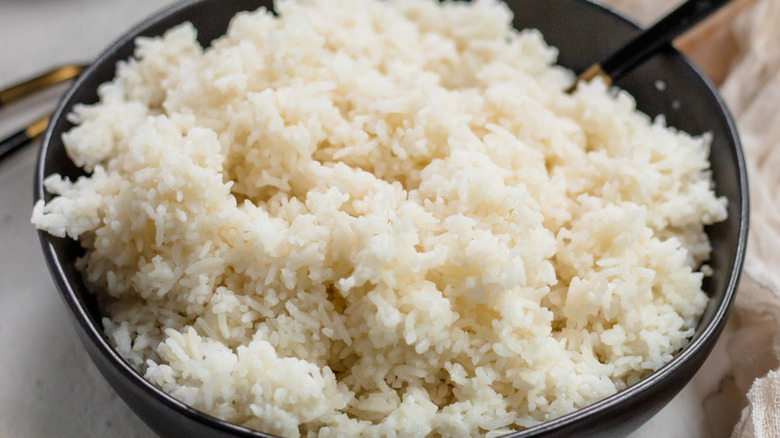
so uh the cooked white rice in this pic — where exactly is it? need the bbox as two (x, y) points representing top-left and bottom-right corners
(32, 0), (728, 436)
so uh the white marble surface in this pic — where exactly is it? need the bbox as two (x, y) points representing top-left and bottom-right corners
(0, 1), (736, 436)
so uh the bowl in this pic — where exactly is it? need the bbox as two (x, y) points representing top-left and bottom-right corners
(35, 0), (749, 436)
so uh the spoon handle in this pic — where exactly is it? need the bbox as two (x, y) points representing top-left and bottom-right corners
(601, 0), (733, 82)
(0, 116), (49, 162)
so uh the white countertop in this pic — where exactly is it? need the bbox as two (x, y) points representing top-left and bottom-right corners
(0, 1), (734, 436)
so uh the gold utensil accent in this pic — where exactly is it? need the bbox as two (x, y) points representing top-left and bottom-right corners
(0, 64), (86, 161)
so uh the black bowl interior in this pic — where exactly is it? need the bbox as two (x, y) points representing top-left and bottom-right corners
(35, 0), (748, 437)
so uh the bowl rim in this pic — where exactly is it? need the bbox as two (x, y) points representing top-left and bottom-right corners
(34, 0), (749, 436)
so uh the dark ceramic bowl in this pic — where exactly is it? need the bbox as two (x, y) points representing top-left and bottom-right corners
(35, 0), (749, 436)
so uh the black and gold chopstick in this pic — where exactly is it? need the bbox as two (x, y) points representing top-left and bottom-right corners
(0, 115), (50, 161)
(0, 64), (87, 161)
(566, 0), (733, 93)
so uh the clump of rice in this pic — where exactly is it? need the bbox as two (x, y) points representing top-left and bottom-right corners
(32, 0), (728, 436)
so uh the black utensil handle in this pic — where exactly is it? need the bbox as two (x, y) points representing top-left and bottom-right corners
(0, 129), (32, 162)
(0, 115), (49, 162)
(601, 0), (733, 81)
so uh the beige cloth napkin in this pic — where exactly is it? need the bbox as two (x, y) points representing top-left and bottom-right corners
(719, 1), (780, 436)
(600, 0), (780, 436)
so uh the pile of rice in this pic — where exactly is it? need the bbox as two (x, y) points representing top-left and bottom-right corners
(32, 0), (728, 436)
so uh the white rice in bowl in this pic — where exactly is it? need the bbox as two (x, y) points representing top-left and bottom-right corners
(32, 0), (729, 436)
